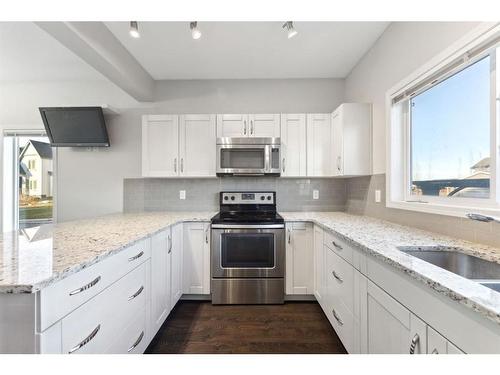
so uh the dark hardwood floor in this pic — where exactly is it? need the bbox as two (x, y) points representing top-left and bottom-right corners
(145, 301), (347, 354)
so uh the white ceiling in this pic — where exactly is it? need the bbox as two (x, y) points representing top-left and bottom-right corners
(0, 22), (106, 82)
(105, 22), (389, 80)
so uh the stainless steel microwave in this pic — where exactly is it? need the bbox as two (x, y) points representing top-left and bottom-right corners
(216, 137), (281, 176)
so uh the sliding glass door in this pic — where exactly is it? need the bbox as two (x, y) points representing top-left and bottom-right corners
(3, 131), (54, 231)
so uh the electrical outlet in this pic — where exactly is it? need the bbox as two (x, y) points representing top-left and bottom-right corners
(313, 190), (319, 200)
(179, 190), (186, 200)
(375, 189), (381, 203)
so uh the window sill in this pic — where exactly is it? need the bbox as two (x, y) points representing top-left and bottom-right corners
(386, 200), (500, 219)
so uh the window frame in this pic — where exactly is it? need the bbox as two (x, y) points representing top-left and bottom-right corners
(386, 23), (500, 218)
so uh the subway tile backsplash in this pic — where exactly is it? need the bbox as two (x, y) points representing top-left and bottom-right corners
(124, 177), (347, 213)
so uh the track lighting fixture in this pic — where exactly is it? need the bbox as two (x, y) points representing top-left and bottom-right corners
(129, 21), (140, 38)
(190, 21), (202, 40)
(283, 21), (298, 39)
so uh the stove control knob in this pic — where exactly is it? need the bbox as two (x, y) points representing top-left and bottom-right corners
(230, 196), (235, 201)
(260, 196), (265, 201)
(267, 196), (272, 201)
(224, 196), (228, 201)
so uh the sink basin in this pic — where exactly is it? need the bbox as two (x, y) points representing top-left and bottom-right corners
(398, 246), (500, 280)
(480, 281), (500, 292)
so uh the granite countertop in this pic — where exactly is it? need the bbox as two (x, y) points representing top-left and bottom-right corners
(0, 212), (214, 294)
(1, 210), (500, 326)
(282, 212), (500, 326)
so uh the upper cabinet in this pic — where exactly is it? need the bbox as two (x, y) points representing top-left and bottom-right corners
(179, 114), (216, 177)
(306, 113), (332, 177)
(281, 114), (307, 177)
(142, 114), (216, 177)
(216, 114), (280, 138)
(331, 103), (372, 177)
(142, 115), (179, 177)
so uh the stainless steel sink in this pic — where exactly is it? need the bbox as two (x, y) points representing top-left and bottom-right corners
(398, 246), (500, 281)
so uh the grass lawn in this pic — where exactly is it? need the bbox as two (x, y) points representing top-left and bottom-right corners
(19, 205), (53, 220)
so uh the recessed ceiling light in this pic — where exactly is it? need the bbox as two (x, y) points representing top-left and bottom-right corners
(129, 21), (140, 38)
(283, 21), (298, 39)
(190, 21), (202, 40)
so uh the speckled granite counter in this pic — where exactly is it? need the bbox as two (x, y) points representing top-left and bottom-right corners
(0, 212), (214, 294)
(282, 212), (500, 325)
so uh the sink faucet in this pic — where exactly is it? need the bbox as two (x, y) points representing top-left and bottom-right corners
(466, 213), (500, 224)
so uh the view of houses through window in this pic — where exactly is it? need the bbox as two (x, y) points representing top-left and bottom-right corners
(410, 55), (491, 199)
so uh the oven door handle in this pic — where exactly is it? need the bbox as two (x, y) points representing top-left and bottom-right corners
(211, 224), (285, 229)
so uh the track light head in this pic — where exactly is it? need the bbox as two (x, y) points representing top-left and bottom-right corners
(129, 21), (140, 38)
(283, 21), (298, 39)
(190, 21), (202, 40)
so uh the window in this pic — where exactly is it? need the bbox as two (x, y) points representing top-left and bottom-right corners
(387, 27), (500, 217)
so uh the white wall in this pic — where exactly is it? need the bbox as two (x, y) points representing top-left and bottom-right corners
(54, 78), (344, 222)
(344, 22), (481, 174)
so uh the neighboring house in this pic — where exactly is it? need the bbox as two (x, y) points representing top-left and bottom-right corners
(470, 157), (490, 174)
(19, 140), (53, 198)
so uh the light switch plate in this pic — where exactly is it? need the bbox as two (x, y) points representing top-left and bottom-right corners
(179, 190), (186, 200)
(313, 190), (319, 200)
(375, 189), (381, 203)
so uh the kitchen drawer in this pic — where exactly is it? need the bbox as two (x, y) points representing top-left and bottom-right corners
(327, 295), (356, 353)
(61, 262), (147, 354)
(327, 247), (354, 314)
(106, 307), (147, 354)
(39, 238), (151, 331)
(324, 230), (353, 265)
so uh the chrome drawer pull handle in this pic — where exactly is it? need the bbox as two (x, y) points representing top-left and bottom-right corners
(331, 240), (343, 250)
(69, 276), (101, 296)
(332, 270), (343, 283)
(332, 308), (343, 326)
(128, 286), (144, 301)
(128, 331), (145, 353)
(431, 348), (439, 354)
(205, 228), (209, 244)
(288, 228), (291, 244)
(128, 251), (144, 262)
(69, 324), (101, 353)
(168, 235), (172, 254)
(409, 334), (420, 354)
(282, 158), (285, 173)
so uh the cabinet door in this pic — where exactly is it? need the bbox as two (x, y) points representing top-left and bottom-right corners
(285, 222), (314, 295)
(248, 114), (280, 137)
(427, 326), (464, 354)
(179, 114), (216, 176)
(170, 223), (183, 308)
(331, 109), (343, 176)
(313, 225), (325, 304)
(150, 229), (171, 334)
(280, 114), (307, 177)
(361, 278), (427, 354)
(306, 114), (332, 176)
(142, 115), (179, 177)
(216, 114), (248, 137)
(183, 222), (211, 295)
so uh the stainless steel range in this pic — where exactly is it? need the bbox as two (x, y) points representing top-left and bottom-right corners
(211, 191), (285, 304)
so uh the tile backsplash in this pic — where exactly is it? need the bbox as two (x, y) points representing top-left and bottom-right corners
(124, 177), (347, 213)
(345, 174), (500, 248)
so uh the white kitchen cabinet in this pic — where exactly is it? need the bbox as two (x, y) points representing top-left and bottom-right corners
(306, 113), (332, 176)
(313, 225), (325, 305)
(170, 223), (183, 307)
(150, 229), (171, 335)
(285, 222), (314, 295)
(427, 326), (464, 354)
(331, 103), (372, 177)
(217, 114), (280, 137)
(280, 114), (307, 177)
(179, 114), (216, 176)
(183, 222), (211, 295)
(360, 277), (427, 354)
(142, 115), (179, 177)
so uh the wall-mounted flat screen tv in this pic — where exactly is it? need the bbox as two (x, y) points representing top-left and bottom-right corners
(39, 107), (110, 147)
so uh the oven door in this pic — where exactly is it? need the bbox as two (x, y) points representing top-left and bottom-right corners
(211, 225), (285, 278)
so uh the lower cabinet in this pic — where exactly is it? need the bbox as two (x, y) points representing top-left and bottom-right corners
(150, 229), (172, 336)
(170, 223), (183, 306)
(286, 222), (314, 295)
(313, 225), (325, 305)
(183, 222), (211, 295)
